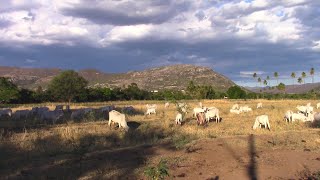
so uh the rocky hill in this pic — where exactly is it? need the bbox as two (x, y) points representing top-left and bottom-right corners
(0, 64), (235, 91)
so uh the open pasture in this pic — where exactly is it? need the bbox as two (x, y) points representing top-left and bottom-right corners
(0, 99), (320, 179)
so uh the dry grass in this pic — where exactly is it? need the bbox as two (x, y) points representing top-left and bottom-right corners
(3, 99), (320, 151)
(1, 99), (320, 179)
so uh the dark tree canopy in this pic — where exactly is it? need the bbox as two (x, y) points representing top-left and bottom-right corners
(48, 70), (88, 103)
(227, 86), (246, 99)
(0, 77), (20, 103)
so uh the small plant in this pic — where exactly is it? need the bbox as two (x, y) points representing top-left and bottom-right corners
(144, 159), (169, 180)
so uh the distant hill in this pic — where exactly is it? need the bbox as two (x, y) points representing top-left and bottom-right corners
(0, 64), (235, 91)
(246, 83), (320, 94)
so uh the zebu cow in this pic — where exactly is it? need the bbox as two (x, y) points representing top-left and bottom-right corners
(205, 108), (220, 123)
(40, 110), (64, 124)
(108, 110), (129, 131)
(175, 113), (182, 125)
(196, 112), (206, 126)
(0, 109), (12, 118)
(252, 115), (270, 130)
(12, 110), (30, 120)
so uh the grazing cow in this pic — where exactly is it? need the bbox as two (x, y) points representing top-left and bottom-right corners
(40, 110), (64, 124)
(122, 106), (135, 114)
(165, 102), (170, 108)
(291, 113), (308, 122)
(55, 105), (64, 111)
(193, 107), (206, 117)
(252, 115), (270, 130)
(0, 109), (12, 118)
(257, 103), (263, 109)
(108, 110), (129, 131)
(231, 104), (239, 110)
(146, 108), (156, 115)
(230, 109), (240, 114)
(175, 113), (182, 125)
(71, 108), (93, 120)
(31, 107), (49, 117)
(240, 106), (252, 113)
(196, 112), (206, 126)
(205, 108), (220, 123)
(284, 110), (293, 123)
(12, 110), (30, 120)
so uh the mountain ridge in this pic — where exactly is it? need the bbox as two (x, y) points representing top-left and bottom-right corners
(0, 64), (235, 91)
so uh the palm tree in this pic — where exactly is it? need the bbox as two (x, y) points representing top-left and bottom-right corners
(263, 79), (268, 88)
(253, 72), (257, 87)
(301, 72), (306, 84)
(266, 76), (270, 80)
(257, 77), (262, 86)
(310, 67), (315, 83)
(297, 77), (303, 84)
(291, 72), (296, 85)
(274, 72), (279, 85)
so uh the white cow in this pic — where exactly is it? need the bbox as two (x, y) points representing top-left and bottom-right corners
(230, 109), (241, 114)
(145, 108), (156, 115)
(253, 115), (270, 130)
(108, 110), (129, 131)
(205, 108), (220, 123)
(193, 107), (206, 117)
(231, 104), (239, 110)
(165, 102), (170, 108)
(257, 103), (263, 109)
(199, 102), (203, 108)
(317, 103), (320, 109)
(296, 105), (313, 117)
(0, 109), (12, 117)
(12, 110), (30, 120)
(291, 113), (308, 122)
(175, 113), (182, 125)
(240, 106), (252, 113)
(284, 110), (293, 123)
(40, 110), (64, 124)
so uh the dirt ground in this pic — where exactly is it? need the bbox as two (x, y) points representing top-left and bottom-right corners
(2, 134), (319, 180)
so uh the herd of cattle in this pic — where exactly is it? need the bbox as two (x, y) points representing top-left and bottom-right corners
(0, 105), (117, 125)
(1, 101), (320, 131)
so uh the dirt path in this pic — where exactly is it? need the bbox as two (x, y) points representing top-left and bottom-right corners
(1, 134), (319, 179)
(141, 135), (320, 180)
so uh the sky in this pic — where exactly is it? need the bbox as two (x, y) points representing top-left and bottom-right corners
(0, 0), (319, 87)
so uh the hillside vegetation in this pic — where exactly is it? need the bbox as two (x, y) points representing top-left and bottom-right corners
(0, 64), (235, 91)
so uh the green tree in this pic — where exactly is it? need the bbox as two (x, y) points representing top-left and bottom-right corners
(301, 72), (306, 84)
(253, 72), (257, 79)
(266, 76), (270, 80)
(277, 83), (286, 94)
(226, 86), (246, 99)
(0, 77), (19, 103)
(291, 72), (296, 85)
(263, 79), (268, 86)
(257, 77), (262, 86)
(310, 67), (315, 83)
(297, 77), (303, 84)
(274, 72), (279, 85)
(48, 70), (88, 103)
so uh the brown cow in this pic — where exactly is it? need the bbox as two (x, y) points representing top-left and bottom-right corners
(196, 112), (206, 126)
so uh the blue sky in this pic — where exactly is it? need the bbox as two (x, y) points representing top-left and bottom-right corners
(0, 0), (319, 87)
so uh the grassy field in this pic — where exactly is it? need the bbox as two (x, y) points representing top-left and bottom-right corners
(1, 99), (320, 179)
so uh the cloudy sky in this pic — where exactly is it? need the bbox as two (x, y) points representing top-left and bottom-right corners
(0, 0), (319, 87)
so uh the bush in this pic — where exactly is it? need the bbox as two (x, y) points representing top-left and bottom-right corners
(144, 159), (169, 180)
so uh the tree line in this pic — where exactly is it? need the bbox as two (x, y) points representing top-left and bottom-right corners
(253, 67), (316, 88)
(1, 70), (320, 104)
